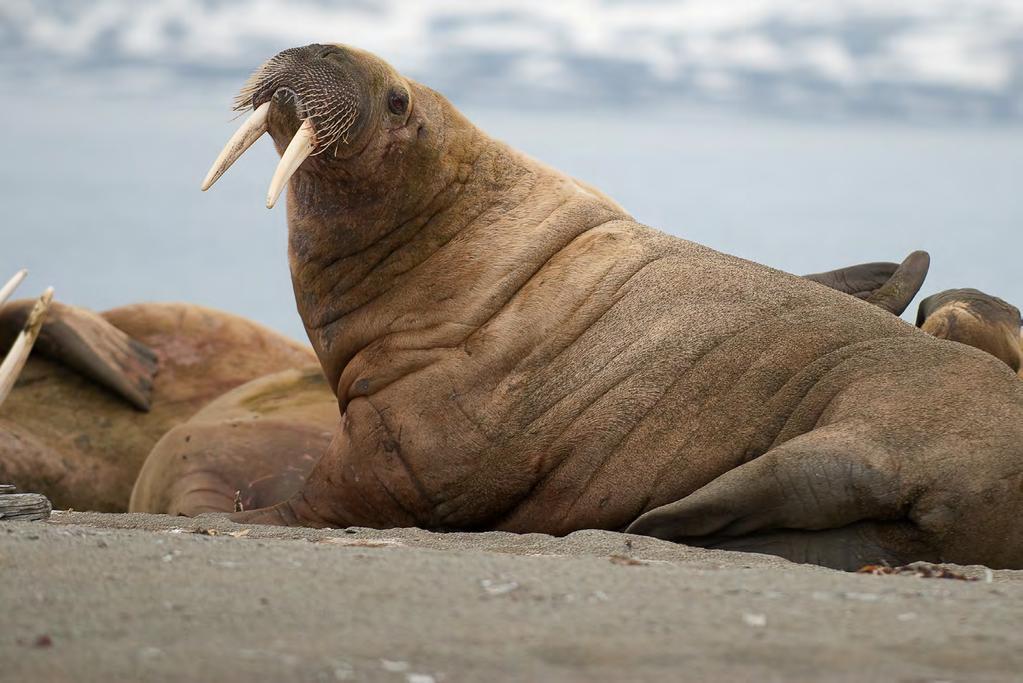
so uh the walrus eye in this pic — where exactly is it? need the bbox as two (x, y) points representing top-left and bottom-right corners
(387, 89), (409, 115)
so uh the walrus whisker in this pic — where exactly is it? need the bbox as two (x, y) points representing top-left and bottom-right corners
(0, 269), (28, 308)
(201, 102), (271, 191)
(266, 118), (317, 209)
(0, 286), (53, 407)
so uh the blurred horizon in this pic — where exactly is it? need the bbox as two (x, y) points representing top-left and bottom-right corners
(4, 0), (1022, 121)
(1, 1), (1021, 341)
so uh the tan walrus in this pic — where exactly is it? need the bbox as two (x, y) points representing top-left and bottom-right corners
(916, 288), (1023, 375)
(0, 300), (315, 511)
(194, 43), (1023, 570)
(128, 253), (929, 518)
(130, 366), (336, 516)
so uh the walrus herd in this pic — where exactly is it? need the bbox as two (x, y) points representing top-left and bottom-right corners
(3, 43), (1022, 571)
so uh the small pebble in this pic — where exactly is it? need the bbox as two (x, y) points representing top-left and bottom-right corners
(742, 613), (767, 627)
(407, 675), (436, 683)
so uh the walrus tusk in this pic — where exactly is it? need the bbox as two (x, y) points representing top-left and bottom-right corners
(0, 269), (28, 308)
(201, 102), (271, 191)
(0, 286), (53, 407)
(266, 118), (317, 209)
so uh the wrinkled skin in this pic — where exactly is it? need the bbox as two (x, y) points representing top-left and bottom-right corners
(124, 260), (919, 518)
(211, 44), (1023, 570)
(0, 302), (315, 511)
(130, 366), (336, 515)
(916, 288), (1023, 375)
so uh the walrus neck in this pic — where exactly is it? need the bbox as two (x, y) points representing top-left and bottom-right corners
(286, 104), (624, 392)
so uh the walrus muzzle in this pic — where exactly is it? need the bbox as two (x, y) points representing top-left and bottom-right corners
(201, 44), (368, 208)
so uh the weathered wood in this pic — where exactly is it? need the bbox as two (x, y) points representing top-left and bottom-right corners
(0, 493), (51, 521)
(0, 484), (16, 495)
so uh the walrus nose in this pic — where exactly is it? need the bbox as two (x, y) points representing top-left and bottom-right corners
(203, 44), (346, 203)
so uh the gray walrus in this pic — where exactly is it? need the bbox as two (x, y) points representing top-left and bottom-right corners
(196, 43), (1023, 570)
(916, 288), (1022, 375)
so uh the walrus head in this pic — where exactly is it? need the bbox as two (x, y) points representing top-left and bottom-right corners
(202, 43), (451, 212)
(203, 43), (501, 389)
(916, 288), (1023, 372)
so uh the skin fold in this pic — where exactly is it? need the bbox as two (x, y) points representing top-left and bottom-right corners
(916, 288), (1023, 375)
(0, 302), (315, 511)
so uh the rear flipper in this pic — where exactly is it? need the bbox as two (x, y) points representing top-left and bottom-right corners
(803, 250), (930, 316)
(0, 299), (158, 411)
(626, 424), (938, 570)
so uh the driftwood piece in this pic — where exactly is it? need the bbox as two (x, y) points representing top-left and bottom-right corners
(0, 484), (16, 495)
(0, 493), (52, 521)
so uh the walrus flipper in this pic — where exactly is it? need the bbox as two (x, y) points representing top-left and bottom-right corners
(0, 300), (158, 411)
(804, 250), (930, 316)
(864, 251), (930, 316)
(679, 523), (938, 570)
(626, 425), (936, 570)
(803, 261), (898, 298)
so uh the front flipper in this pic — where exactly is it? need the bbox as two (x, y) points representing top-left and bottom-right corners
(0, 300), (158, 411)
(803, 250), (930, 316)
(680, 523), (937, 570)
(626, 425), (936, 570)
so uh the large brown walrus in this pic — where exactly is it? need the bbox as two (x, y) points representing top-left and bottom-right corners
(0, 301), (315, 511)
(129, 254), (929, 518)
(192, 43), (1023, 570)
(916, 288), (1022, 375)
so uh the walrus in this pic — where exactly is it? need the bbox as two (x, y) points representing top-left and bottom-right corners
(0, 300), (316, 511)
(130, 365), (336, 516)
(195, 43), (1023, 570)
(128, 255), (928, 518)
(916, 288), (1022, 375)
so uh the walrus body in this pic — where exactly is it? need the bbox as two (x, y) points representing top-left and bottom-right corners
(123, 257), (923, 518)
(0, 302), (315, 511)
(130, 366), (336, 515)
(194, 44), (1023, 570)
(916, 288), (1022, 375)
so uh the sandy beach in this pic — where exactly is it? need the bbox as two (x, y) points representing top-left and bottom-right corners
(2, 511), (1020, 682)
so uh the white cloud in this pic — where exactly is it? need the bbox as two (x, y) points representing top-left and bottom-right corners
(2, 0), (1020, 118)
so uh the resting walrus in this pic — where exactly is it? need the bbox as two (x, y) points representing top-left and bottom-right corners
(197, 43), (1023, 570)
(130, 366), (336, 516)
(0, 301), (315, 511)
(916, 288), (1022, 375)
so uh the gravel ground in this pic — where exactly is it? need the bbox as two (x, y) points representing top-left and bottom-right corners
(1, 511), (1021, 682)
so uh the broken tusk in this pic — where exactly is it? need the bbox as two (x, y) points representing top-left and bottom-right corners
(201, 102), (271, 191)
(0, 269), (28, 308)
(266, 118), (316, 209)
(0, 286), (53, 407)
